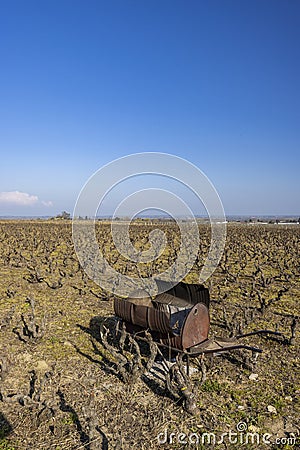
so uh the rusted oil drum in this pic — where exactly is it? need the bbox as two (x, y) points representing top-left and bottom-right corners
(155, 279), (210, 308)
(113, 281), (210, 350)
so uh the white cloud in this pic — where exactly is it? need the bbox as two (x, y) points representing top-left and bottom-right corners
(0, 191), (38, 206)
(0, 191), (53, 207)
(42, 200), (53, 207)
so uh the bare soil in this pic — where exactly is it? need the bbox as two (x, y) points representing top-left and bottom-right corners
(0, 221), (299, 449)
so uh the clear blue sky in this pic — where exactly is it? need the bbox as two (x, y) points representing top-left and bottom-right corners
(0, 0), (299, 216)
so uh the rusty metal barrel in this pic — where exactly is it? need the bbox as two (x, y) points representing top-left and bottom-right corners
(155, 279), (210, 308)
(114, 280), (210, 350)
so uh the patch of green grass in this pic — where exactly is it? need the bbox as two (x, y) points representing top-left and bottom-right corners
(201, 379), (222, 393)
(62, 412), (77, 425)
(48, 336), (61, 344)
(272, 396), (285, 414)
(0, 439), (16, 450)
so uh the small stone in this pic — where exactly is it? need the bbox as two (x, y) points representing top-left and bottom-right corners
(249, 373), (259, 381)
(267, 405), (277, 414)
(237, 405), (245, 410)
(36, 360), (49, 372)
(284, 396), (293, 402)
(64, 340), (73, 347)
